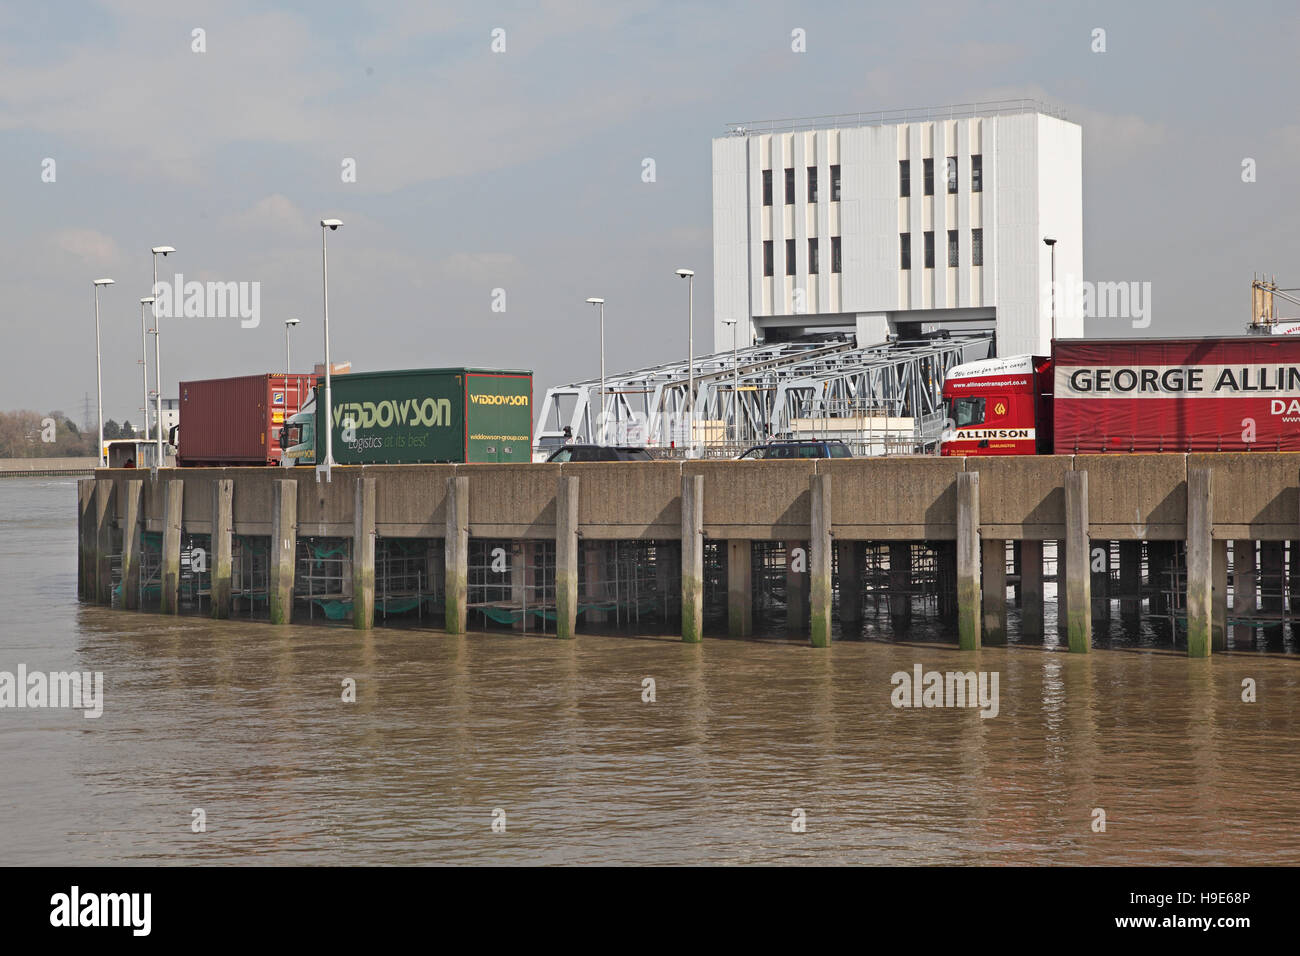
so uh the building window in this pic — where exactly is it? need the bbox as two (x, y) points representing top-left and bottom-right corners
(923, 158), (934, 196)
(830, 164), (841, 201)
(763, 240), (773, 277)
(899, 160), (910, 198)
(807, 166), (818, 203)
(762, 169), (772, 206)
(900, 232), (911, 270)
(923, 231), (934, 268)
(808, 237), (819, 275)
(785, 167), (795, 204)
(786, 238), (796, 275)
(831, 236), (842, 273)
(972, 228), (983, 266)
(947, 156), (958, 194)
(971, 154), (982, 193)
(948, 229), (959, 267)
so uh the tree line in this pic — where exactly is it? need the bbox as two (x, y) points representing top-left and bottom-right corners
(0, 410), (140, 458)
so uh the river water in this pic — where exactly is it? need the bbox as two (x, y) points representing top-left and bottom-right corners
(3, 477), (1299, 865)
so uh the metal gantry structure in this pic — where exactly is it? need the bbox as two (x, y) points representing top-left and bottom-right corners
(534, 332), (994, 457)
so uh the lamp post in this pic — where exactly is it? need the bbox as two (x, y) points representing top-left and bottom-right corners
(150, 245), (175, 466)
(319, 219), (343, 480)
(1043, 237), (1057, 344)
(139, 296), (154, 442)
(675, 268), (695, 455)
(723, 317), (739, 443)
(285, 317), (300, 376)
(92, 279), (115, 467)
(586, 297), (605, 443)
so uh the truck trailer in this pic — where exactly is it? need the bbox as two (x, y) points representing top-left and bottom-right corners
(177, 373), (316, 466)
(280, 367), (533, 465)
(940, 336), (1300, 456)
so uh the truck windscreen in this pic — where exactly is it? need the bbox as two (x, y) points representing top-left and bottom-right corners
(950, 397), (985, 427)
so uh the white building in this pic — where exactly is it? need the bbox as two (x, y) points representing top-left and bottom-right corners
(712, 100), (1082, 358)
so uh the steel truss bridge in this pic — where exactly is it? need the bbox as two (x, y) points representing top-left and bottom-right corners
(534, 332), (994, 457)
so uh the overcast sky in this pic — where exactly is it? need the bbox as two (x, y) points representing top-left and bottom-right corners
(3, 0), (1299, 424)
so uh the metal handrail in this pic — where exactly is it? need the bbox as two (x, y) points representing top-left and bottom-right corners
(725, 99), (1066, 135)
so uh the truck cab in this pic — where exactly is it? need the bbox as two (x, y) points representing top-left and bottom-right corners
(279, 392), (316, 465)
(939, 354), (1052, 456)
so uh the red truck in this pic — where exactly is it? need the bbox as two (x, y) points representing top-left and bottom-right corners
(177, 373), (316, 466)
(941, 336), (1300, 455)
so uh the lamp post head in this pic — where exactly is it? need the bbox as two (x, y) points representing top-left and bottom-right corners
(585, 297), (604, 305)
(286, 317), (300, 328)
(675, 268), (694, 278)
(151, 246), (175, 256)
(140, 296), (155, 304)
(1042, 237), (1056, 247)
(93, 278), (115, 287)
(321, 218), (343, 230)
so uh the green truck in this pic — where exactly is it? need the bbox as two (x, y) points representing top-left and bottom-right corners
(279, 367), (533, 464)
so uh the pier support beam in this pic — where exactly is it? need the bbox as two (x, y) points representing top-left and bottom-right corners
(160, 479), (183, 614)
(786, 540), (809, 632)
(1091, 541), (1111, 621)
(269, 479), (297, 625)
(809, 474), (832, 648)
(77, 479), (93, 600)
(981, 539), (1007, 645)
(1212, 538), (1228, 652)
(1259, 541), (1284, 640)
(1290, 541), (1300, 614)
(1119, 540), (1142, 619)
(1064, 470), (1092, 653)
(210, 479), (233, 619)
(556, 476), (579, 640)
(121, 479), (143, 611)
(956, 471), (980, 650)
(353, 477), (376, 630)
(1057, 539), (1068, 635)
(727, 540), (753, 638)
(837, 541), (861, 626)
(681, 475), (704, 643)
(94, 479), (113, 605)
(1021, 539), (1044, 639)
(445, 476), (468, 634)
(1233, 539), (1256, 623)
(1186, 468), (1213, 658)
(889, 543), (913, 630)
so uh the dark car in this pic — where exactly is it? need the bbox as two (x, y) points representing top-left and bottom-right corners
(546, 444), (653, 462)
(737, 440), (853, 460)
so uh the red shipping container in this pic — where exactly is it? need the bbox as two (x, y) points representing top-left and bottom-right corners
(178, 373), (316, 466)
(1052, 337), (1300, 453)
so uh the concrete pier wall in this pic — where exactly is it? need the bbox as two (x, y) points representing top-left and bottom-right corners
(87, 454), (1300, 655)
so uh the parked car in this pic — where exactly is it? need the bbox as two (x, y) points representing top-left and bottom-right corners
(546, 444), (653, 462)
(737, 440), (853, 460)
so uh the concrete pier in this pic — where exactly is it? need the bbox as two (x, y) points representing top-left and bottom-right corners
(121, 479), (143, 611)
(269, 479), (297, 624)
(444, 476), (468, 635)
(352, 477), (376, 630)
(160, 479), (183, 614)
(956, 471), (980, 650)
(94, 479), (113, 604)
(681, 475), (703, 644)
(1119, 540), (1142, 618)
(555, 476), (579, 640)
(889, 542), (913, 629)
(1234, 539), (1256, 623)
(728, 539), (753, 637)
(809, 475), (832, 648)
(1259, 540), (1284, 639)
(1186, 468), (1213, 657)
(1212, 538), (1228, 651)
(786, 540), (808, 632)
(981, 538), (1006, 645)
(1020, 538), (1044, 638)
(210, 479), (233, 619)
(77, 480), (93, 600)
(837, 541), (861, 626)
(1064, 470), (1091, 653)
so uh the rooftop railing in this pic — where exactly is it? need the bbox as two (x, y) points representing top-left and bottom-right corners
(724, 98), (1067, 136)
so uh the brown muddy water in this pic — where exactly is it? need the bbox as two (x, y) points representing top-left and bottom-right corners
(2, 477), (1299, 865)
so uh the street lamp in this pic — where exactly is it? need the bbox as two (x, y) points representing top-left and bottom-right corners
(586, 297), (605, 444)
(723, 317), (739, 442)
(1043, 237), (1057, 344)
(151, 245), (175, 466)
(285, 317), (300, 376)
(319, 219), (343, 481)
(139, 296), (154, 442)
(675, 268), (695, 455)
(92, 279), (114, 467)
